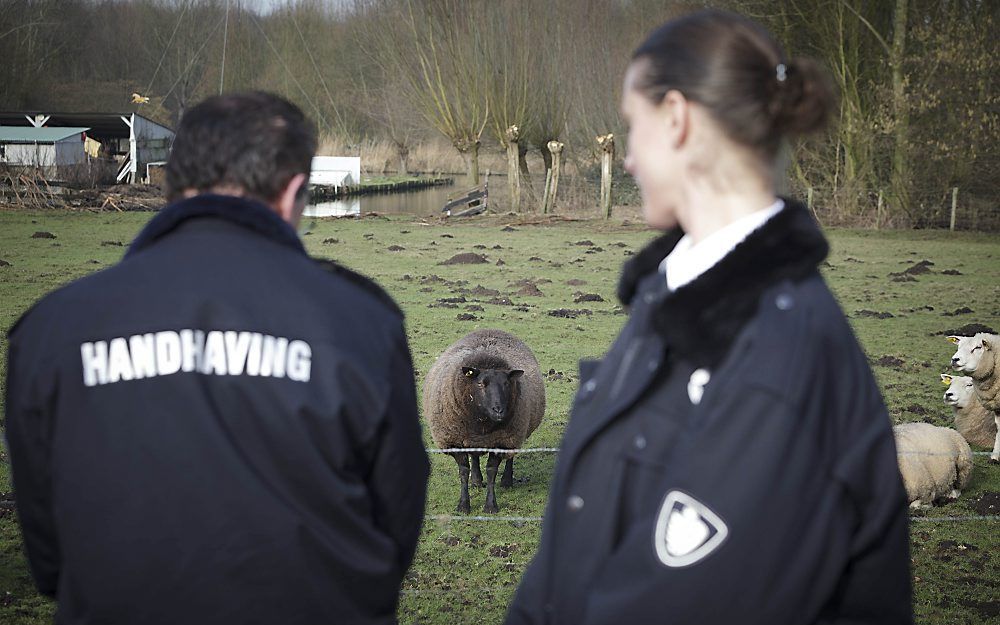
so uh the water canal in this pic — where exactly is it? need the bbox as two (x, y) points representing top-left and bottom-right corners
(304, 182), (459, 218)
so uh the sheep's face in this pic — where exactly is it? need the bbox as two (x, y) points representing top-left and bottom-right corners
(949, 334), (994, 375)
(941, 373), (976, 409)
(461, 367), (524, 424)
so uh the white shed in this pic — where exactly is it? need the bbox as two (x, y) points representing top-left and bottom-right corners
(0, 126), (90, 179)
(0, 112), (174, 184)
(310, 156), (361, 190)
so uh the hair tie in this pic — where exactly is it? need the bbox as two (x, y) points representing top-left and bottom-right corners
(776, 63), (787, 83)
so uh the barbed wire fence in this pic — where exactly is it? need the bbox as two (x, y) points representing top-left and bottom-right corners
(418, 445), (1000, 525)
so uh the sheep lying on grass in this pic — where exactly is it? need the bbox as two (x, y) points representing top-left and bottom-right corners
(422, 329), (545, 513)
(941, 373), (997, 449)
(949, 333), (1000, 462)
(894, 422), (973, 508)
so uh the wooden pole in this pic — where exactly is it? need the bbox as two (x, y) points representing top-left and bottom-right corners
(543, 140), (564, 215)
(542, 168), (552, 214)
(807, 186), (814, 211)
(505, 125), (521, 212)
(950, 187), (958, 231)
(598, 133), (614, 219)
(876, 189), (884, 230)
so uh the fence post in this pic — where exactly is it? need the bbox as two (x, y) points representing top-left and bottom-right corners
(542, 140), (564, 215)
(505, 125), (521, 212)
(807, 186), (814, 212)
(598, 133), (614, 219)
(876, 189), (884, 230)
(950, 187), (958, 231)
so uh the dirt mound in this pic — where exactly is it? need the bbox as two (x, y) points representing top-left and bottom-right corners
(0, 259), (10, 267)
(855, 310), (894, 319)
(31, 231), (56, 239)
(942, 307), (974, 316)
(566, 279), (587, 286)
(456, 313), (477, 321)
(441, 253), (488, 265)
(574, 293), (604, 303)
(889, 259), (934, 279)
(516, 284), (544, 297)
(548, 309), (593, 319)
(874, 355), (906, 368)
(941, 269), (962, 275)
(469, 285), (500, 297)
(970, 492), (1000, 516)
(387, 245), (405, 251)
(936, 323), (997, 336)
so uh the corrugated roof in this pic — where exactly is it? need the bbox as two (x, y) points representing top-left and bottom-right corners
(0, 126), (90, 143)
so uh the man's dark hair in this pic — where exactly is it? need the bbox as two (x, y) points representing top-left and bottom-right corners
(165, 91), (317, 202)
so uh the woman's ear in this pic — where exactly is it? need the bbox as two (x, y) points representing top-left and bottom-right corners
(660, 89), (690, 149)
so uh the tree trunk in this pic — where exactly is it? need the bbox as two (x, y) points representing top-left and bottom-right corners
(889, 0), (910, 218)
(505, 125), (521, 212)
(518, 143), (537, 205)
(458, 140), (481, 187)
(396, 142), (410, 176)
(598, 134), (614, 219)
(542, 140), (563, 214)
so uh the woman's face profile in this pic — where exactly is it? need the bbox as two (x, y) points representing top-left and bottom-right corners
(621, 62), (682, 231)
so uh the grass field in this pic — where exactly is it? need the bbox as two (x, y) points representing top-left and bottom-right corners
(0, 208), (998, 624)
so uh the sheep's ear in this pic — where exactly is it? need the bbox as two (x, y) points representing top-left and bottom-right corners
(941, 374), (952, 385)
(508, 369), (524, 380)
(462, 367), (479, 379)
(947, 335), (961, 344)
(983, 336), (994, 351)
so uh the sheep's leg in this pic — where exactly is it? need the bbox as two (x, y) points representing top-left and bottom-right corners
(453, 452), (472, 514)
(992, 415), (1000, 464)
(483, 452), (502, 513)
(500, 456), (514, 487)
(470, 453), (484, 487)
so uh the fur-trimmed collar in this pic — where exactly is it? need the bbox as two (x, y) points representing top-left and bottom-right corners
(617, 199), (829, 368)
(127, 193), (305, 257)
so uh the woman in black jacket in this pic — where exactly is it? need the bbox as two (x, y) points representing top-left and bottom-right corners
(506, 10), (912, 625)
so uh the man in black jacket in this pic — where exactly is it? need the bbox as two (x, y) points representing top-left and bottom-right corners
(5, 92), (429, 625)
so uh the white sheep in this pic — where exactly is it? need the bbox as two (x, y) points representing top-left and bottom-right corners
(894, 422), (973, 508)
(941, 373), (997, 449)
(949, 333), (1000, 461)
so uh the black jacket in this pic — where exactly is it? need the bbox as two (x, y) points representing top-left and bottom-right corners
(5, 194), (429, 625)
(506, 202), (912, 625)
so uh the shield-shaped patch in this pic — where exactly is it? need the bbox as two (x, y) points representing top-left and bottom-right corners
(653, 490), (728, 568)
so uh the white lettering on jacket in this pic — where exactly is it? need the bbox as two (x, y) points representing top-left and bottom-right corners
(80, 330), (313, 387)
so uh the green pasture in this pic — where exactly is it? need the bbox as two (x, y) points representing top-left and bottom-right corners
(0, 209), (998, 624)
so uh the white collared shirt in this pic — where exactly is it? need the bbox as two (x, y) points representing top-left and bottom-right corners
(660, 199), (785, 291)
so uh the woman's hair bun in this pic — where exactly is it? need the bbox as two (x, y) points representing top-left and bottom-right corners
(771, 57), (836, 137)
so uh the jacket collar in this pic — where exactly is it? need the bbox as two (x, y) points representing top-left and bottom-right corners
(127, 193), (305, 257)
(617, 199), (829, 369)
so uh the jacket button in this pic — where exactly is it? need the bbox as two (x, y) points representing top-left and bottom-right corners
(634, 434), (647, 450)
(775, 293), (794, 310)
(583, 379), (596, 393)
(567, 495), (585, 511)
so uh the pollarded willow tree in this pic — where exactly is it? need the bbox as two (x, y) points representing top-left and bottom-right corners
(360, 0), (491, 186)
